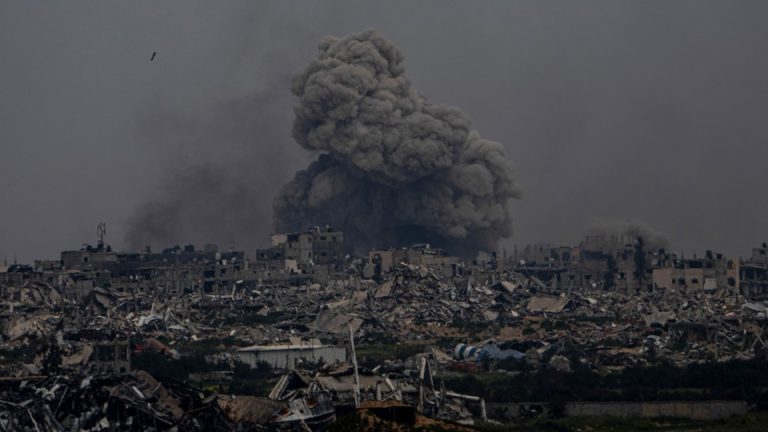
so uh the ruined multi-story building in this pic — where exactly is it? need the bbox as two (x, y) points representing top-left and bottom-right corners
(513, 236), (667, 292)
(652, 251), (739, 293)
(513, 235), (740, 294)
(368, 244), (461, 278)
(253, 226), (345, 282)
(739, 243), (768, 299)
(60, 239), (118, 270)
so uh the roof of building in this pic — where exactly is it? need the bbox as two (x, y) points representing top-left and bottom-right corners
(237, 343), (338, 353)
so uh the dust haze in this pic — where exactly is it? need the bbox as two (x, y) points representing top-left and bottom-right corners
(2, 1), (768, 261)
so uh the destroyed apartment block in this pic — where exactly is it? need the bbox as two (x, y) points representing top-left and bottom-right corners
(253, 226), (346, 284)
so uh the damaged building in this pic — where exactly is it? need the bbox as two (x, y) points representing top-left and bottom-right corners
(1, 227), (767, 429)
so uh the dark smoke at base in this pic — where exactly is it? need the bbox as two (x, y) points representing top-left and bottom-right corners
(124, 82), (302, 252)
(585, 220), (671, 252)
(125, 166), (266, 251)
(274, 30), (521, 256)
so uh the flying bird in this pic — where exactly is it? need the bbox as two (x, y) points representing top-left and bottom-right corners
(150, 52), (157, 61)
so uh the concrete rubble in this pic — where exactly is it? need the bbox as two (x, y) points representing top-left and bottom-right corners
(0, 371), (230, 431)
(0, 229), (766, 428)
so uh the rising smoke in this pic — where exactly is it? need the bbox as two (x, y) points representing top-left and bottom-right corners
(126, 166), (262, 251)
(584, 219), (671, 252)
(274, 30), (520, 255)
(125, 82), (303, 252)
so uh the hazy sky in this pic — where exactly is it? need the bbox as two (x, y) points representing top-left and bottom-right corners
(2, 1), (768, 262)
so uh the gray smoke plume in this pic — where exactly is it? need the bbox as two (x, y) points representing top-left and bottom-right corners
(584, 219), (671, 252)
(125, 82), (302, 252)
(126, 166), (261, 250)
(274, 30), (520, 254)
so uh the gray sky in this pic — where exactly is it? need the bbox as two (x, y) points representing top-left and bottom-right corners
(2, 1), (768, 262)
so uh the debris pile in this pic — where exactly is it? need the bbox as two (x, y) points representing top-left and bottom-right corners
(1, 232), (767, 429)
(0, 372), (230, 431)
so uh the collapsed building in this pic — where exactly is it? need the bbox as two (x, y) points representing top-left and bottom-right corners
(0, 226), (767, 428)
(367, 244), (461, 278)
(739, 242), (768, 299)
(513, 235), (753, 299)
(253, 226), (345, 283)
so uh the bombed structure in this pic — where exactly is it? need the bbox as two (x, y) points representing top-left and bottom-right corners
(1, 217), (768, 429)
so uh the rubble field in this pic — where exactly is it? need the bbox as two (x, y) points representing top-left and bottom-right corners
(1, 236), (767, 430)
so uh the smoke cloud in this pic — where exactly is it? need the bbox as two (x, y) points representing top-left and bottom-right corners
(274, 30), (520, 254)
(126, 166), (261, 251)
(124, 82), (304, 252)
(585, 219), (671, 252)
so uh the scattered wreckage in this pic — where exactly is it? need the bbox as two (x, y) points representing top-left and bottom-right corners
(1, 237), (767, 429)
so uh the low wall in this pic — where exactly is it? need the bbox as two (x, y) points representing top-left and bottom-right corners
(564, 401), (747, 420)
(486, 402), (553, 420)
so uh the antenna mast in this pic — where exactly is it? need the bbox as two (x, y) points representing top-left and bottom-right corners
(97, 222), (106, 249)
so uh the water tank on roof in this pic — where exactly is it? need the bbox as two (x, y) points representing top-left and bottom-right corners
(453, 343), (482, 361)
